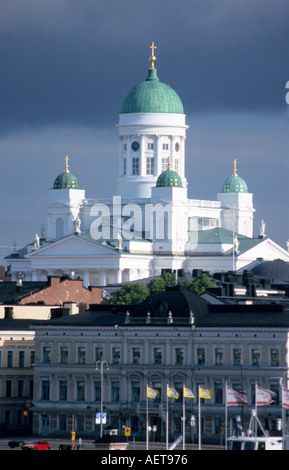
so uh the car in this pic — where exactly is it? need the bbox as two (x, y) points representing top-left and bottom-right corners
(7, 439), (26, 448)
(22, 440), (51, 450)
(59, 443), (79, 450)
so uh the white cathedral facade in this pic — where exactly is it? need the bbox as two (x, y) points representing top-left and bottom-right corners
(7, 45), (289, 286)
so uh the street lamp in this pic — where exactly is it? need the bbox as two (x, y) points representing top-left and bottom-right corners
(96, 359), (109, 438)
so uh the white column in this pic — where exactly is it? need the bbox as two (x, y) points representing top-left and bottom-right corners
(116, 268), (123, 284)
(99, 269), (106, 286)
(83, 269), (89, 288)
(140, 134), (146, 176)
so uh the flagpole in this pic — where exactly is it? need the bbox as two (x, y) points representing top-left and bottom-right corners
(166, 384), (169, 450)
(198, 385), (201, 450)
(254, 380), (258, 437)
(183, 385), (185, 450)
(225, 381), (228, 450)
(146, 384), (149, 450)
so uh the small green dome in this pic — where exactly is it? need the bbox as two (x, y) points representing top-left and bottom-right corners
(156, 168), (182, 188)
(53, 157), (80, 189)
(53, 172), (80, 189)
(222, 175), (248, 193)
(121, 68), (184, 114)
(222, 160), (248, 193)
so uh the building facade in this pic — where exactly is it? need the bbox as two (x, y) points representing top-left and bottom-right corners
(31, 288), (289, 441)
(0, 321), (37, 436)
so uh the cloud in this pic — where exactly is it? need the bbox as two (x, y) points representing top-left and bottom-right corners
(0, 0), (289, 133)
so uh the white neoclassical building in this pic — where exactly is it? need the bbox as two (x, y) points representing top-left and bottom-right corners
(6, 44), (289, 286)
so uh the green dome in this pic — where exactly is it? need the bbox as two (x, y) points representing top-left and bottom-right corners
(53, 171), (80, 189)
(222, 175), (248, 193)
(53, 157), (80, 189)
(222, 160), (248, 193)
(156, 168), (182, 188)
(121, 69), (184, 114)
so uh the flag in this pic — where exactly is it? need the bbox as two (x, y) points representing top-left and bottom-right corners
(167, 386), (179, 399)
(184, 387), (195, 398)
(256, 385), (276, 406)
(282, 386), (289, 409)
(199, 388), (212, 399)
(226, 385), (247, 406)
(147, 387), (158, 399)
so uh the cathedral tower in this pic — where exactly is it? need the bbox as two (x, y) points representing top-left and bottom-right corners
(116, 43), (188, 199)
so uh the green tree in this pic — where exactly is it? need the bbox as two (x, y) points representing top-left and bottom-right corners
(186, 273), (216, 295)
(110, 283), (150, 305)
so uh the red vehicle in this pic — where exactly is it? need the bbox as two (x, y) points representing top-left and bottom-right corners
(22, 440), (51, 450)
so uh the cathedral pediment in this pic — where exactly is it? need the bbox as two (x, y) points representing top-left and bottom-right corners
(26, 233), (121, 258)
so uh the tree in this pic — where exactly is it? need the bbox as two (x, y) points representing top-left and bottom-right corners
(110, 283), (150, 305)
(186, 273), (216, 295)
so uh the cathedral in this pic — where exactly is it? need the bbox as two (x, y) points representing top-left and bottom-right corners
(6, 44), (289, 286)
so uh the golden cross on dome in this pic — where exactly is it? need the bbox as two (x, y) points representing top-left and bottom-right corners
(149, 42), (157, 69)
(233, 158), (238, 176)
(65, 155), (70, 173)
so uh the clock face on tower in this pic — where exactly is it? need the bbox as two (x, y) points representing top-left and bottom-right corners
(131, 141), (139, 151)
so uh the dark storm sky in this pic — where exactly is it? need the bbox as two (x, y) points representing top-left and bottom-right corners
(0, 0), (289, 260)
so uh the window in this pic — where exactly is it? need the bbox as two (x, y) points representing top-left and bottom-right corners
(175, 348), (184, 365)
(78, 347), (86, 364)
(59, 380), (67, 401)
(19, 350), (25, 368)
(147, 143), (154, 150)
(123, 158), (127, 175)
(146, 157), (154, 175)
(76, 381), (85, 401)
(132, 158), (139, 175)
(270, 349), (279, 367)
(131, 382), (140, 402)
(7, 350), (14, 368)
(42, 346), (51, 364)
(95, 347), (103, 363)
(30, 350), (35, 366)
(196, 348), (205, 366)
(6, 379), (12, 398)
(214, 383), (223, 404)
(60, 346), (68, 364)
(94, 382), (101, 402)
(232, 348), (242, 366)
(59, 415), (67, 432)
(112, 347), (120, 364)
(132, 348), (141, 364)
(76, 415), (85, 432)
(153, 348), (162, 364)
(111, 382), (120, 402)
(215, 348), (223, 366)
(17, 379), (25, 398)
(162, 143), (169, 151)
(174, 159), (179, 173)
(161, 157), (168, 171)
(41, 380), (50, 401)
(251, 348), (260, 366)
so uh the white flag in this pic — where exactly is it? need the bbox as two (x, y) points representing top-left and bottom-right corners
(256, 385), (275, 406)
(226, 385), (247, 406)
(282, 386), (289, 409)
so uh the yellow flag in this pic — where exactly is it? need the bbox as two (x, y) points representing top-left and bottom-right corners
(184, 387), (195, 398)
(167, 386), (179, 399)
(199, 388), (212, 399)
(147, 387), (158, 399)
